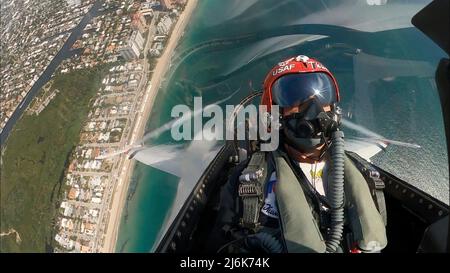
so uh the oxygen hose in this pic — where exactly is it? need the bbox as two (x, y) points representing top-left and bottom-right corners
(246, 232), (283, 253)
(326, 130), (345, 253)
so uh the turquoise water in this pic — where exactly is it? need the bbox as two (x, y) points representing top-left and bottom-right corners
(116, 0), (449, 252)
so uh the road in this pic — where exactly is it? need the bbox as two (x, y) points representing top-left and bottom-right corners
(94, 13), (159, 252)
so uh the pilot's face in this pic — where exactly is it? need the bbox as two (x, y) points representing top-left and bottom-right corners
(281, 102), (332, 156)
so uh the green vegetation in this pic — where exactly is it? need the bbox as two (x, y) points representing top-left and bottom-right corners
(0, 65), (110, 252)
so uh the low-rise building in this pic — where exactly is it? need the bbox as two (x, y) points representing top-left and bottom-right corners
(68, 187), (80, 200)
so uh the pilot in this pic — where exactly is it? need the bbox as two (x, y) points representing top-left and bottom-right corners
(208, 55), (387, 253)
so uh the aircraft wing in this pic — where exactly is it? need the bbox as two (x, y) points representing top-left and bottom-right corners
(131, 139), (221, 179)
(131, 144), (184, 177)
(341, 119), (420, 161)
(345, 138), (387, 161)
(133, 138), (221, 252)
(345, 136), (421, 161)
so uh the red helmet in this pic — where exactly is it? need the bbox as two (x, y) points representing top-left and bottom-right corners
(261, 55), (340, 113)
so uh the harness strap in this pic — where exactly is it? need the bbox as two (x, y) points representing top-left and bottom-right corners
(372, 175), (387, 226)
(238, 152), (267, 231)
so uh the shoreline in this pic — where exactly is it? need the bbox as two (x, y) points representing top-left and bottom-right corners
(101, 0), (199, 253)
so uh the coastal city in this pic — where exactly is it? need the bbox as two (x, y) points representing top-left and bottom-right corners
(1, 0), (94, 133)
(1, 0), (192, 252)
(1, 0), (185, 135)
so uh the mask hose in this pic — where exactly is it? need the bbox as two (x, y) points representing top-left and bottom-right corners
(245, 232), (283, 253)
(325, 130), (345, 253)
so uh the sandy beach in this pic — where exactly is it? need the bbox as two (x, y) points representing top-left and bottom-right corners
(101, 0), (199, 253)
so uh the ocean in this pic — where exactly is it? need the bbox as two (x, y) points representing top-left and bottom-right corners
(116, 0), (449, 252)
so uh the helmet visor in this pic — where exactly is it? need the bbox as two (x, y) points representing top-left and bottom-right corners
(271, 72), (337, 107)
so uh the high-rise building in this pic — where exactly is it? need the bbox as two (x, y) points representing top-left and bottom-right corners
(119, 31), (145, 61)
(156, 15), (173, 35)
(132, 10), (153, 35)
(66, 0), (81, 7)
(132, 30), (145, 50)
(119, 46), (138, 61)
